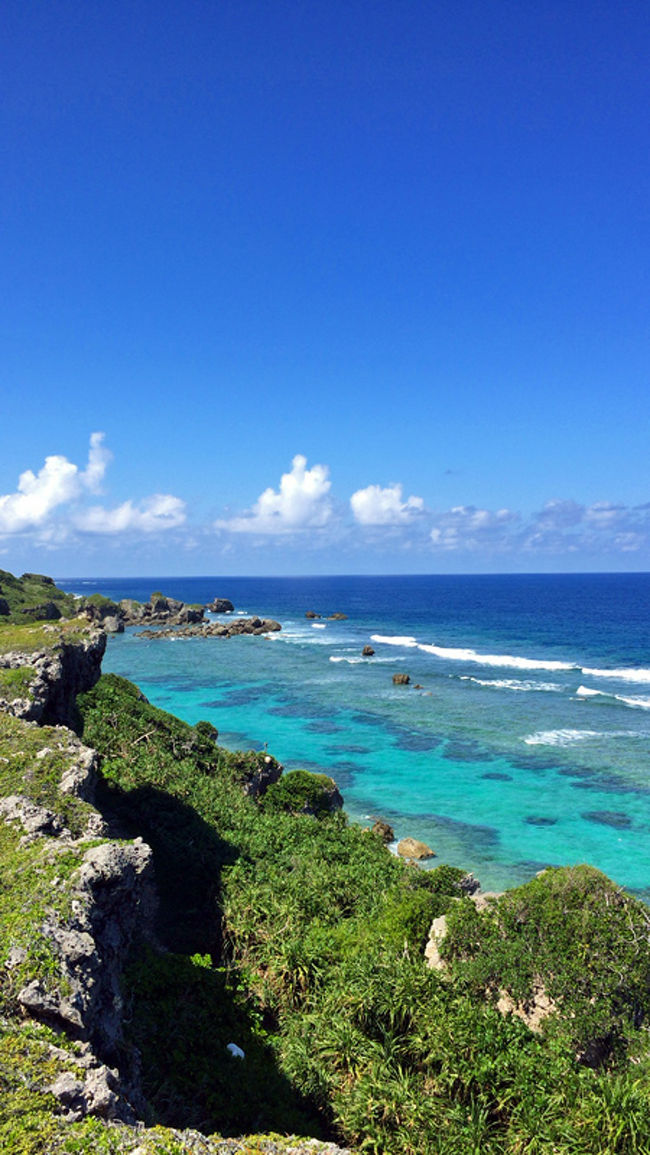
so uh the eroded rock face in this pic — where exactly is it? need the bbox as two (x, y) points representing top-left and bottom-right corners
(238, 753), (284, 799)
(208, 597), (235, 612)
(397, 836), (435, 860)
(137, 617), (282, 640)
(0, 629), (106, 727)
(371, 818), (394, 843)
(117, 595), (207, 628)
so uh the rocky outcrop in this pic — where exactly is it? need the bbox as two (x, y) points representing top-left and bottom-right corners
(371, 817), (394, 843)
(362, 644), (375, 656)
(392, 672), (410, 685)
(17, 838), (154, 1048)
(0, 712), (155, 1125)
(0, 627), (106, 726)
(19, 600), (62, 620)
(208, 597), (235, 612)
(83, 594), (207, 630)
(397, 836), (435, 860)
(137, 616), (282, 640)
(236, 752), (284, 799)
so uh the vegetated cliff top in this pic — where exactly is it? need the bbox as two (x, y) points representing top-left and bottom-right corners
(0, 569), (80, 622)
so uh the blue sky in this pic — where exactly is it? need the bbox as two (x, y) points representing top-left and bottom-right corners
(1, 1), (648, 576)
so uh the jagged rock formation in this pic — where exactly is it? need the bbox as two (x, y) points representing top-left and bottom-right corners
(137, 616), (282, 640)
(208, 597), (235, 612)
(0, 622), (106, 725)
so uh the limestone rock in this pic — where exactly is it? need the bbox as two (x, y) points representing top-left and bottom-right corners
(208, 597), (234, 612)
(137, 617), (282, 640)
(397, 836), (435, 860)
(496, 983), (556, 1033)
(0, 629), (106, 727)
(371, 818), (394, 843)
(102, 615), (124, 634)
(239, 753), (284, 799)
(425, 914), (449, 971)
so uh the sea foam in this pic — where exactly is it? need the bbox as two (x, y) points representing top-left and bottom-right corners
(524, 728), (643, 746)
(581, 666), (650, 685)
(371, 634), (575, 672)
(576, 685), (650, 711)
(461, 676), (563, 693)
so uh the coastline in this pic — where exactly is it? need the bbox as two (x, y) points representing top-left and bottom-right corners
(75, 573), (650, 898)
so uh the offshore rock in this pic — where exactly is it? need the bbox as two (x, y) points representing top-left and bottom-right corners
(371, 817), (394, 843)
(397, 836), (435, 860)
(208, 597), (235, 612)
(137, 617), (282, 640)
(392, 672), (410, 686)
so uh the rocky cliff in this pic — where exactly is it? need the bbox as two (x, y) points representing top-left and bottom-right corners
(0, 579), (351, 1154)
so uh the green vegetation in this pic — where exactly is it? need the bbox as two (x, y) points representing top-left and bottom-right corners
(262, 768), (339, 816)
(4, 587), (650, 1153)
(0, 570), (79, 623)
(0, 665), (35, 701)
(0, 615), (94, 656)
(75, 673), (650, 1152)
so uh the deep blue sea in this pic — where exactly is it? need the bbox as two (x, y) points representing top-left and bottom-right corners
(59, 574), (650, 896)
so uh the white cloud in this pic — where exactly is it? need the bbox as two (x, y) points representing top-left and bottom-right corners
(80, 431), (112, 493)
(215, 454), (333, 534)
(350, 483), (424, 526)
(0, 434), (185, 540)
(0, 453), (80, 533)
(430, 505), (517, 551)
(75, 494), (187, 535)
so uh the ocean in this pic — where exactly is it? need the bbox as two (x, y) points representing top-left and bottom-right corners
(59, 573), (650, 897)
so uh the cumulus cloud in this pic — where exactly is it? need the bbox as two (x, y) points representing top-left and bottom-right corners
(80, 431), (112, 493)
(75, 494), (187, 535)
(215, 455), (333, 534)
(350, 483), (424, 526)
(430, 505), (518, 551)
(0, 434), (185, 540)
(0, 433), (112, 533)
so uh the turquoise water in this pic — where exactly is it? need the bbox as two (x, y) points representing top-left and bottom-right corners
(61, 574), (650, 895)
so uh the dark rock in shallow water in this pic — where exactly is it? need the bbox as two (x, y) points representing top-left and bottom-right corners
(371, 818), (394, 843)
(305, 611), (321, 619)
(136, 617), (281, 640)
(444, 738), (493, 764)
(392, 672), (410, 685)
(482, 771), (513, 781)
(208, 597), (234, 612)
(328, 612), (348, 620)
(525, 816), (558, 826)
(582, 810), (633, 829)
(305, 719), (342, 734)
(362, 644), (375, 656)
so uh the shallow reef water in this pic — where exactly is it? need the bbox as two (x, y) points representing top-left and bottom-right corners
(60, 573), (650, 895)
